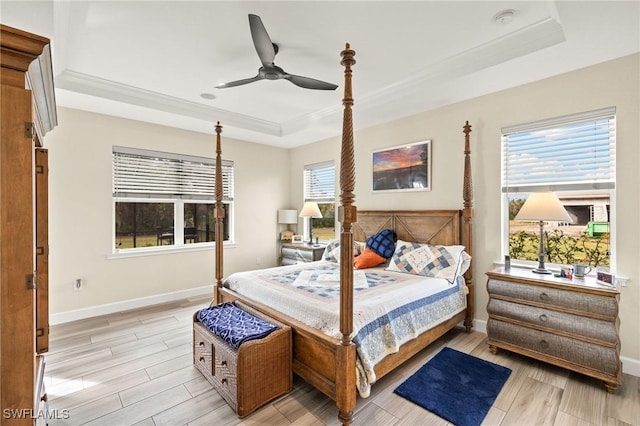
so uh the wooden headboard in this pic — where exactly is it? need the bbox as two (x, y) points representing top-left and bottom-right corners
(353, 210), (463, 246)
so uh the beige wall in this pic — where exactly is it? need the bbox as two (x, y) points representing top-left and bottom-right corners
(45, 108), (290, 314)
(290, 53), (640, 363)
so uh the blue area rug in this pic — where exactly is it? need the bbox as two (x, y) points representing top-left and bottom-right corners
(394, 347), (511, 426)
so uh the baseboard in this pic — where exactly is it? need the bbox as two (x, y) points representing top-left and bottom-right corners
(471, 319), (639, 378)
(473, 318), (487, 334)
(50, 285), (212, 325)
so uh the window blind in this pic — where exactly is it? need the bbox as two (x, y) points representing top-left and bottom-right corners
(304, 162), (335, 203)
(502, 107), (615, 193)
(113, 147), (234, 200)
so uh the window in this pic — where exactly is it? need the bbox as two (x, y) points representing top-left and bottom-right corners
(502, 107), (615, 268)
(113, 147), (233, 252)
(303, 161), (335, 242)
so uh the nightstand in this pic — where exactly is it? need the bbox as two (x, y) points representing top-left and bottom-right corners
(486, 267), (621, 392)
(280, 243), (325, 266)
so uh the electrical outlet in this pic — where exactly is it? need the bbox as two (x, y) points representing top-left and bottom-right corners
(74, 278), (83, 291)
(616, 277), (629, 287)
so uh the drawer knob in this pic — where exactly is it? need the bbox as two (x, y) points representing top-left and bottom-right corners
(221, 378), (227, 385)
(539, 314), (548, 322)
(199, 341), (205, 347)
(221, 360), (227, 366)
(539, 292), (549, 301)
(199, 357), (205, 362)
(539, 339), (549, 349)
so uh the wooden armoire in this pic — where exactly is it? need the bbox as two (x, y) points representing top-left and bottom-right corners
(0, 24), (57, 424)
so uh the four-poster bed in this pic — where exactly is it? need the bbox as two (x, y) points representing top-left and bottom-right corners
(208, 43), (474, 425)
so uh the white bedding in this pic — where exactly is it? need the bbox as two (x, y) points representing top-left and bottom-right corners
(224, 260), (467, 397)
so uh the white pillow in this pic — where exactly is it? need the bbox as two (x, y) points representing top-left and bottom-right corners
(386, 240), (471, 283)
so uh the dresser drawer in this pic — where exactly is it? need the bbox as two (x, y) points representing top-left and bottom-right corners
(488, 318), (620, 375)
(488, 298), (618, 345)
(282, 247), (316, 261)
(488, 279), (618, 319)
(281, 256), (302, 266)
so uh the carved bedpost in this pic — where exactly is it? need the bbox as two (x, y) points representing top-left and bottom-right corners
(337, 43), (357, 426)
(462, 121), (474, 332)
(214, 121), (225, 304)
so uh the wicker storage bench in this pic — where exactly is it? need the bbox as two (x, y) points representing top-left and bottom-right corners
(193, 301), (292, 417)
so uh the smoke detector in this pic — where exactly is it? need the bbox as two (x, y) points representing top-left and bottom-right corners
(494, 9), (515, 25)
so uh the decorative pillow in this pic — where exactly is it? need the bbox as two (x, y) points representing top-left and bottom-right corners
(366, 229), (397, 258)
(353, 247), (386, 269)
(386, 240), (471, 283)
(323, 239), (365, 262)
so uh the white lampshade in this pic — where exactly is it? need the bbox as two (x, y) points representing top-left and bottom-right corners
(515, 191), (572, 223)
(299, 202), (323, 218)
(278, 209), (298, 224)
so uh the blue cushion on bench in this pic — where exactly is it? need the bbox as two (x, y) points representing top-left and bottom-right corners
(197, 302), (278, 350)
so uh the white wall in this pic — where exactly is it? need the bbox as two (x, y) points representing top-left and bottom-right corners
(290, 53), (640, 364)
(45, 108), (290, 315)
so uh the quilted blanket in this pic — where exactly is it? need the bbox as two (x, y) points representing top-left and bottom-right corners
(224, 261), (467, 397)
(197, 302), (278, 349)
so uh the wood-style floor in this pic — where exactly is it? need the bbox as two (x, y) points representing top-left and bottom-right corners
(45, 296), (639, 426)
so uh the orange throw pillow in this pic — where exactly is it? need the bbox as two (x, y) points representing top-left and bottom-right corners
(353, 247), (386, 269)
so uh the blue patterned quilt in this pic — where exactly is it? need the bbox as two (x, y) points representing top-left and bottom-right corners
(224, 260), (468, 397)
(197, 302), (278, 349)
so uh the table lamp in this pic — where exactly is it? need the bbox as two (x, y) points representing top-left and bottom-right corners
(278, 209), (297, 241)
(514, 191), (572, 274)
(299, 202), (322, 243)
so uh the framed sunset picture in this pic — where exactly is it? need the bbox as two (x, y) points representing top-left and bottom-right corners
(372, 140), (431, 192)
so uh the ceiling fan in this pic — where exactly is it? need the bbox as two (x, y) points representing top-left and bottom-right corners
(216, 14), (338, 91)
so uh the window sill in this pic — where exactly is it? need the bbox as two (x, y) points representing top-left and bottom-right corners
(108, 242), (236, 259)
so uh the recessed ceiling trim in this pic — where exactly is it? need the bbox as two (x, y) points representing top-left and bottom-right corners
(281, 16), (566, 139)
(351, 17), (565, 116)
(55, 69), (282, 136)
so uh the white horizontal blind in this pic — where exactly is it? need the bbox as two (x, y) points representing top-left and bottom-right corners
(304, 162), (335, 203)
(502, 107), (615, 193)
(113, 147), (234, 200)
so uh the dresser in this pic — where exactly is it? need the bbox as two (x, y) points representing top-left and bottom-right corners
(280, 243), (325, 265)
(486, 267), (621, 392)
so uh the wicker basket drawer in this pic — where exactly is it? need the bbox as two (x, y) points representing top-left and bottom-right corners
(487, 298), (618, 345)
(212, 337), (239, 408)
(193, 323), (214, 376)
(488, 279), (617, 319)
(193, 302), (292, 417)
(488, 318), (620, 375)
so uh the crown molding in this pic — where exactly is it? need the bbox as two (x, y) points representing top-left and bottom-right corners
(55, 69), (283, 137)
(280, 16), (566, 137)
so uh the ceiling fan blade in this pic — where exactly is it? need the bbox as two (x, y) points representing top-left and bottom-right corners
(284, 74), (338, 90)
(216, 75), (264, 89)
(248, 14), (275, 67)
